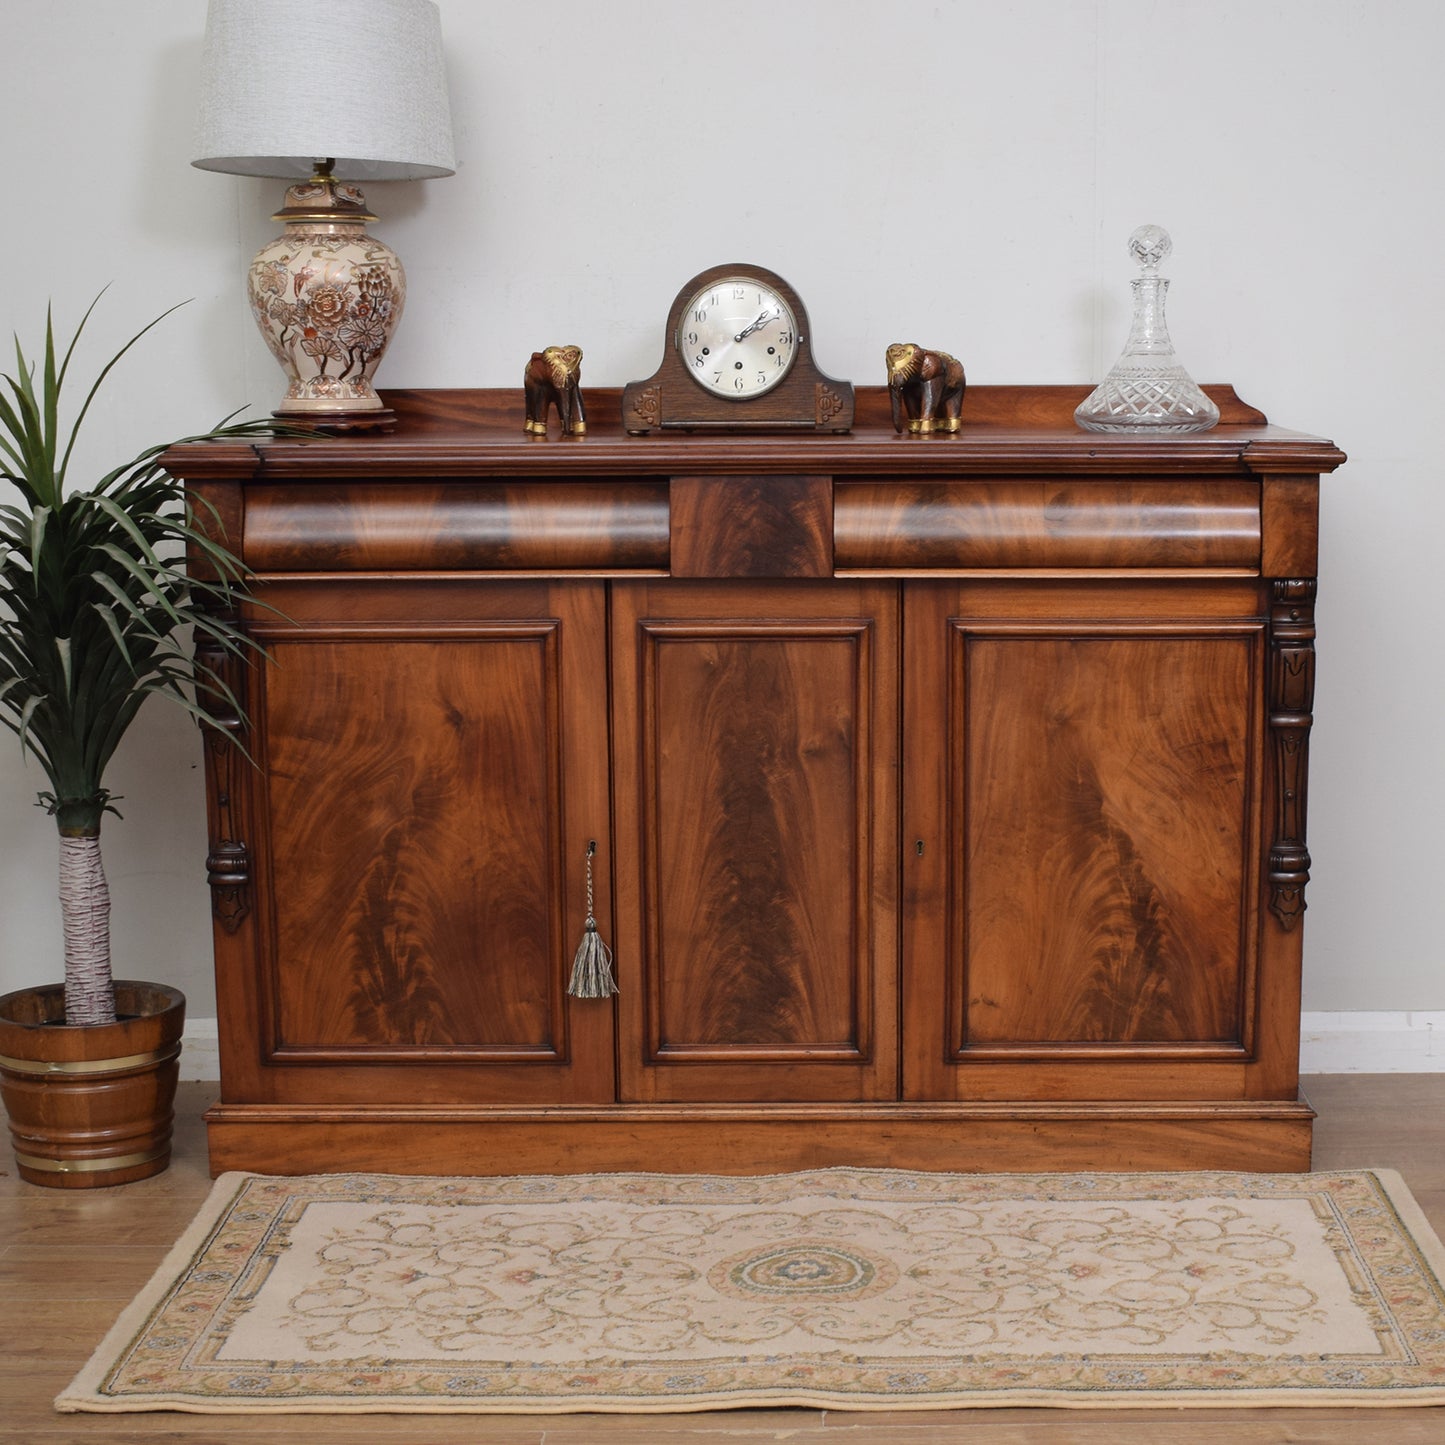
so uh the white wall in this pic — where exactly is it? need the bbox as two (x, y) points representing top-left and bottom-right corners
(1, 0), (1440, 1028)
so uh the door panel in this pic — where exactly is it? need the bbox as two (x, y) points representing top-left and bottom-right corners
(265, 630), (559, 1052)
(613, 581), (900, 1103)
(904, 582), (1266, 1101)
(227, 581), (615, 1105)
(962, 631), (1253, 1046)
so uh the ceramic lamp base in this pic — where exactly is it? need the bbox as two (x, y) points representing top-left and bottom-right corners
(247, 169), (407, 423)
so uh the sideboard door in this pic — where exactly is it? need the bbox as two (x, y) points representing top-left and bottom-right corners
(216, 580), (615, 1107)
(611, 580), (900, 1103)
(902, 579), (1272, 1103)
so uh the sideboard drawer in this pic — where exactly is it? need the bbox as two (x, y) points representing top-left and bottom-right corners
(245, 481), (671, 572)
(833, 480), (1260, 571)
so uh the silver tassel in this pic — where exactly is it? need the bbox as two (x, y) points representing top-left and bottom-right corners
(568, 842), (617, 998)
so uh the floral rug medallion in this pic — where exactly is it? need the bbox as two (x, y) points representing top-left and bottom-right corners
(58, 1167), (1445, 1413)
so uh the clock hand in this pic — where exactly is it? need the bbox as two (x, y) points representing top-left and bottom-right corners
(733, 309), (777, 342)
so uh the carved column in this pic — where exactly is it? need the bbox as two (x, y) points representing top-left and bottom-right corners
(198, 637), (252, 934)
(1267, 579), (1316, 928)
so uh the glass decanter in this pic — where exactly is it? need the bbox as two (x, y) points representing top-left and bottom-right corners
(1075, 224), (1219, 433)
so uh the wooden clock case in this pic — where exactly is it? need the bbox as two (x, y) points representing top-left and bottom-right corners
(621, 263), (854, 433)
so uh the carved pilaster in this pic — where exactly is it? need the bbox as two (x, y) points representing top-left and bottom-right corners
(198, 637), (252, 933)
(1267, 579), (1316, 929)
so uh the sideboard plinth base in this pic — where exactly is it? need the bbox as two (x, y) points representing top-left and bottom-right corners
(204, 1097), (1315, 1177)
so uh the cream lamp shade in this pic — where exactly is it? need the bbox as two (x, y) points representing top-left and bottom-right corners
(193, 0), (456, 429)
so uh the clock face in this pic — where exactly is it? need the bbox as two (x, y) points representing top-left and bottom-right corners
(676, 277), (800, 399)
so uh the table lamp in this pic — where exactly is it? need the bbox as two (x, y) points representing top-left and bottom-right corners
(192, 0), (455, 431)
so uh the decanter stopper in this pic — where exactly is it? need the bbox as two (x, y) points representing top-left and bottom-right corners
(1075, 225), (1219, 433)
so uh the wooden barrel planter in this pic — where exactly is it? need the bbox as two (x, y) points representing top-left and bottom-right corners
(0, 981), (184, 1188)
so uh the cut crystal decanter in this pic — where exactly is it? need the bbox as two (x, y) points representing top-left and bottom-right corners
(1075, 224), (1219, 433)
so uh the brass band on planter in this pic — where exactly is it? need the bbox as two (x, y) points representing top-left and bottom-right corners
(14, 1145), (169, 1173)
(0, 1042), (181, 1076)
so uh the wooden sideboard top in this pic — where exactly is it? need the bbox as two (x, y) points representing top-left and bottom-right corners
(166, 385), (1346, 482)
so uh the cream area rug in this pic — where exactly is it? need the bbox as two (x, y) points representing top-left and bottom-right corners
(58, 1167), (1445, 1414)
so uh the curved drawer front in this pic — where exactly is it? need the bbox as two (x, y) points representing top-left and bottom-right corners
(245, 481), (671, 572)
(834, 480), (1261, 571)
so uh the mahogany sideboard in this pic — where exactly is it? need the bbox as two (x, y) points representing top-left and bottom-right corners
(169, 385), (1345, 1176)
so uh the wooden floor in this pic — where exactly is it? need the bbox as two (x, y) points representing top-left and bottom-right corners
(3, 1077), (1443, 1443)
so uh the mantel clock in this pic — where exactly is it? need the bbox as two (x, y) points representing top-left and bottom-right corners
(622, 263), (854, 433)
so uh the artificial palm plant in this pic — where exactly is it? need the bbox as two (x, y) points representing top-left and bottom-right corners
(0, 298), (276, 1028)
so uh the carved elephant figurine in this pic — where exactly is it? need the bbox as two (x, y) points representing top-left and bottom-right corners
(524, 344), (586, 436)
(885, 342), (966, 434)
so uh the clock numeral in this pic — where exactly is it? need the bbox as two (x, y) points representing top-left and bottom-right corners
(694, 308), (707, 324)
(734, 376), (746, 391)
(693, 355), (706, 370)
(778, 330), (794, 346)
(685, 330), (698, 346)
(713, 372), (723, 386)
(757, 371), (767, 385)
(732, 286), (746, 300)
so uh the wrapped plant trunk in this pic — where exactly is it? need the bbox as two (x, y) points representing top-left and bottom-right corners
(51, 795), (116, 1026)
(58, 831), (112, 1027)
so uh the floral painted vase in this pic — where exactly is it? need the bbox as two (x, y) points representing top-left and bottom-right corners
(247, 174), (406, 422)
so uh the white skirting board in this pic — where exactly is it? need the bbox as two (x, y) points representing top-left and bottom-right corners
(177, 1018), (219, 1082)
(176, 1014), (1445, 1082)
(1299, 1012), (1444, 1073)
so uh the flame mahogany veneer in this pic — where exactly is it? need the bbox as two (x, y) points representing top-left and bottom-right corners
(171, 386), (1345, 1176)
